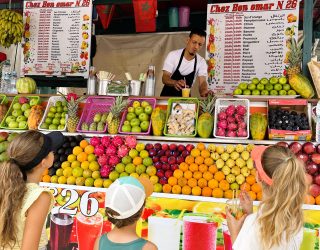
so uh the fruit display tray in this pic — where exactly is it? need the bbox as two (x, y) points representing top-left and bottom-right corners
(77, 96), (115, 134)
(118, 97), (157, 135)
(0, 94), (7, 105)
(163, 98), (199, 137)
(234, 95), (300, 99)
(213, 98), (250, 139)
(0, 95), (40, 130)
(38, 96), (67, 132)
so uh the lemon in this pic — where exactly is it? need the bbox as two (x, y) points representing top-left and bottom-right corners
(63, 167), (73, 177)
(109, 171), (119, 181)
(120, 172), (129, 177)
(72, 167), (83, 178)
(192, 202), (224, 214)
(61, 161), (71, 169)
(89, 161), (99, 171)
(50, 175), (59, 183)
(73, 146), (83, 155)
(135, 143), (145, 152)
(67, 154), (77, 163)
(81, 161), (90, 170)
(129, 149), (138, 158)
(139, 173), (149, 179)
(76, 177), (85, 186)
(94, 178), (103, 188)
(103, 179), (113, 188)
(67, 176), (76, 185)
(85, 177), (94, 187)
(153, 183), (162, 192)
(130, 173), (139, 178)
(83, 169), (93, 178)
(58, 176), (67, 184)
(92, 170), (101, 179)
(71, 161), (81, 169)
(87, 154), (96, 162)
(125, 163), (136, 174)
(139, 150), (149, 158)
(149, 175), (159, 184)
(56, 168), (63, 177)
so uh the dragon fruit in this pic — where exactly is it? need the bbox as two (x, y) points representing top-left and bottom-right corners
(237, 128), (248, 137)
(227, 123), (238, 131)
(225, 105), (236, 116)
(217, 120), (227, 129)
(118, 145), (130, 158)
(19, 97), (29, 104)
(108, 155), (120, 166)
(236, 105), (247, 116)
(94, 145), (105, 157)
(238, 121), (247, 129)
(90, 137), (101, 147)
(226, 130), (237, 137)
(216, 128), (226, 136)
(235, 114), (244, 123)
(101, 136), (112, 147)
(226, 116), (236, 123)
(105, 144), (117, 156)
(100, 165), (112, 178)
(98, 154), (109, 166)
(218, 111), (227, 121)
(125, 135), (137, 149)
(112, 136), (124, 147)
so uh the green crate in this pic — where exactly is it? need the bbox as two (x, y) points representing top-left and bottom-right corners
(0, 94), (7, 105)
(163, 98), (199, 137)
(0, 95), (41, 130)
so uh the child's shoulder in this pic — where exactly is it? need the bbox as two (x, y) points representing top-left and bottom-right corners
(142, 240), (158, 250)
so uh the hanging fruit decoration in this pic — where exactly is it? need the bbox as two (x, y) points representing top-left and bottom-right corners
(0, 9), (23, 48)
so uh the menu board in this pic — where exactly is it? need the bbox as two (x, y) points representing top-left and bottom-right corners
(206, 0), (299, 93)
(21, 0), (92, 78)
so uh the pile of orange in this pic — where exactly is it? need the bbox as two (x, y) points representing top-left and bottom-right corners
(305, 194), (320, 205)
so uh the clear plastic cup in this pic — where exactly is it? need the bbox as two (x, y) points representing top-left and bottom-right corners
(182, 88), (191, 97)
(226, 199), (244, 219)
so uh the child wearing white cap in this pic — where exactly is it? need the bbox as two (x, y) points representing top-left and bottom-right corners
(94, 176), (158, 250)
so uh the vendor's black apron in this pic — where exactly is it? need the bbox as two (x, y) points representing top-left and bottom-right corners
(160, 49), (197, 97)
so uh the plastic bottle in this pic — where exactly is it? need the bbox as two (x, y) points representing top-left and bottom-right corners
(87, 66), (96, 95)
(1, 60), (11, 93)
(145, 65), (155, 96)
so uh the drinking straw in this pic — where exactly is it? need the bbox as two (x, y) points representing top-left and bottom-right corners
(184, 77), (186, 88)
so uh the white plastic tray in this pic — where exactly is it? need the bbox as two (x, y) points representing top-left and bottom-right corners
(234, 95), (300, 99)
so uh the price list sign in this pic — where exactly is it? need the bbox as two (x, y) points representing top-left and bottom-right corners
(206, 0), (299, 93)
(21, 0), (92, 78)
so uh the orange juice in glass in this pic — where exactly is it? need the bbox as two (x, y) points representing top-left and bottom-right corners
(182, 87), (191, 97)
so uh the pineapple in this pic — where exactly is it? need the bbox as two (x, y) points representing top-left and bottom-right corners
(287, 37), (314, 98)
(107, 96), (128, 134)
(197, 94), (217, 138)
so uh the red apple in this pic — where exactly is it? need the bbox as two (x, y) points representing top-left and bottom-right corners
(186, 144), (194, 152)
(176, 155), (184, 164)
(160, 156), (168, 163)
(156, 169), (165, 178)
(168, 156), (176, 165)
(169, 144), (177, 151)
(311, 153), (320, 164)
(309, 184), (320, 197)
(182, 150), (190, 158)
(314, 175), (320, 185)
(305, 174), (313, 185)
(305, 162), (318, 175)
(296, 152), (309, 163)
(303, 142), (316, 155)
(159, 176), (168, 185)
(157, 149), (165, 157)
(289, 142), (302, 154)
(171, 164), (179, 171)
(177, 144), (185, 152)
(165, 170), (173, 178)
(162, 163), (170, 171)
(145, 143), (154, 151)
(154, 143), (162, 150)
(276, 141), (289, 148)
(316, 144), (320, 154)
(161, 144), (169, 150)
(154, 161), (162, 169)
(152, 156), (160, 163)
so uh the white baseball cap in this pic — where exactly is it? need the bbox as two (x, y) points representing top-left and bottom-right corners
(105, 176), (153, 219)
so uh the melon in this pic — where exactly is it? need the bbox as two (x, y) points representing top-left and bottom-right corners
(16, 77), (37, 94)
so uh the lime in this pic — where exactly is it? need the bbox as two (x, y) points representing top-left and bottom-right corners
(139, 150), (149, 158)
(135, 143), (145, 152)
(109, 171), (119, 181)
(143, 157), (153, 167)
(125, 163), (136, 174)
(115, 163), (125, 173)
(85, 178), (94, 187)
(72, 167), (83, 177)
(129, 149), (138, 158)
(120, 172), (129, 177)
(92, 170), (101, 179)
(121, 155), (132, 165)
(153, 183), (163, 192)
(87, 154), (96, 162)
(136, 164), (146, 175)
(89, 161), (100, 171)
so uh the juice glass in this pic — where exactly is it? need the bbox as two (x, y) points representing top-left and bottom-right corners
(226, 198), (244, 219)
(222, 222), (232, 250)
(300, 228), (316, 250)
(182, 88), (191, 97)
(50, 213), (74, 250)
(183, 216), (218, 250)
(148, 216), (182, 250)
(76, 212), (103, 250)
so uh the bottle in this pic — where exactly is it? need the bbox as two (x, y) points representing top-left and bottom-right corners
(1, 60), (11, 93)
(7, 70), (17, 94)
(87, 66), (96, 95)
(145, 65), (155, 96)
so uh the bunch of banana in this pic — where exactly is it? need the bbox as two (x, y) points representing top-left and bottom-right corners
(0, 9), (23, 48)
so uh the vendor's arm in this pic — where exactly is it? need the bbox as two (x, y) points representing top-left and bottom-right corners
(162, 70), (186, 91)
(198, 58), (214, 97)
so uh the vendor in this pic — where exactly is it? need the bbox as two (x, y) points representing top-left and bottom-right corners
(160, 28), (213, 97)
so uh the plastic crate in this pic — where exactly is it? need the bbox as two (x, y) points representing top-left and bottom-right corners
(118, 97), (157, 135)
(76, 96), (115, 134)
(0, 94), (7, 105)
(213, 98), (250, 139)
(163, 98), (199, 137)
(0, 95), (40, 130)
(38, 96), (67, 132)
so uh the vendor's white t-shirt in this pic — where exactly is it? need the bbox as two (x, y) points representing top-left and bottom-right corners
(162, 49), (208, 84)
(233, 213), (303, 250)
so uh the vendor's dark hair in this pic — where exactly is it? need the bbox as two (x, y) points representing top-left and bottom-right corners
(189, 28), (206, 38)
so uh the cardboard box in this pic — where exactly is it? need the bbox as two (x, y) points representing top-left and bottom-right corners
(268, 99), (312, 141)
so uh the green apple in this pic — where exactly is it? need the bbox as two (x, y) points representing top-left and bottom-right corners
(24, 109), (31, 118)
(18, 121), (27, 129)
(47, 112), (55, 118)
(55, 113), (61, 119)
(93, 113), (101, 123)
(29, 98), (38, 106)
(274, 84), (282, 91)
(21, 103), (30, 112)
(251, 78), (260, 84)
(124, 120), (130, 126)
(56, 101), (62, 107)
(257, 84), (264, 91)
(279, 90), (287, 95)
(16, 115), (27, 123)
(130, 118), (140, 127)
(140, 120), (150, 132)
(247, 83), (256, 90)
(279, 76), (288, 84)
(56, 106), (63, 113)
(13, 103), (21, 110)
(63, 106), (68, 112)
(252, 90), (260, 95)
(121, 124), (131, 132)
(283, 84), (291, 91)
(132, 101), (141, 108)
(12, 109), (22, 117)
(40, 123), (49, 129)
(269, 77), (279, 84)
(144, 105), (153, 115)
(288, 90), (297, 95)
(243, 90), (251, 95)
(49, 124), (58, 130)
(60, 118), (66, 125)
(265, 84), (273, 91)
(126, 112), (136, 121)
(261, 90), (269, 95)
(62, 101), (67, 107)
(8, 121), (18, 129)
(128, 107), (135, 113)
(45, 117), (52, 124)
(270, 90), (278, 95)
(138, 113), (149, 122)
(131, 126), (142, 133)
(5, 116), (16, 124)
(134, 107), (144, 116)
(58, 125), (65, 130)
(238, 82), (248, 90)
(233, 88), (242, 95)
(52, 118), (60, 125)
(141, 101), (150, 108)
(260, 78), (269, 85)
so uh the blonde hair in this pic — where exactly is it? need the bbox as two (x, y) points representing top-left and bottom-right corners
(258, 145), (307, 249)
(0, 131), (44, 249)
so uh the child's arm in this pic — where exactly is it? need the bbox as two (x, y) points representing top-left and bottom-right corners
(21, 192), (52, 250)
(93, 236), (100, 250)
(142, 241), (158, 250)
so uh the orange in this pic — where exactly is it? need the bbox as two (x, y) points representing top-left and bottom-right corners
(212, 188), (223, 198)
(257, 192), (263, 201)
(246, 175), (256, 185)
(163, 184), (172, 193)
(204, 157), (214, 166)
(251, 183), (262, 193)
(219, 180), (230, 191)
(197, 142), (206, 151)
(73, 146), (83, 156)
(315, 195), (320, 205)
(198, 164), (208, 173)
(184, 170), (193, 180)
(168, 176), (178, 186)
(42, 169), (49, 175)
(185, 156), (195, 165)
(193, 171), (202, 180)
(189, 163), (199, 172)
(250, 168), (257, 176)
(200, 149), (210, 158)
(84, 145), (95, 154)
(224, 190), (234, 199)
(179, 162), (189, 172)
(203, 171), (213, 181)
(192, 186), (202, 196)
(182, 185), (192, 195)
(202, 187), (212, 197)
(80, 140), (89, 149)
(208, 179), (219, 189)
(191, 148), (201, 157)
(214, 171), (225, 181)
(42, 174), (51, 182)
(172, 185), (182, 194)
(304, 195), (315, 205)
(133, 157), (143, 166)
(177, 177), (188, 187)
(240, 183), (251, 192)
(248, 191), (257, 200)
(208, 165), (218, 174)
(195, 156), (204, 165)
(77, 152), (88, 163)
(187, 178), (197, 188)
(197, 178), (207, 188)
(173, 169), (184, 179)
